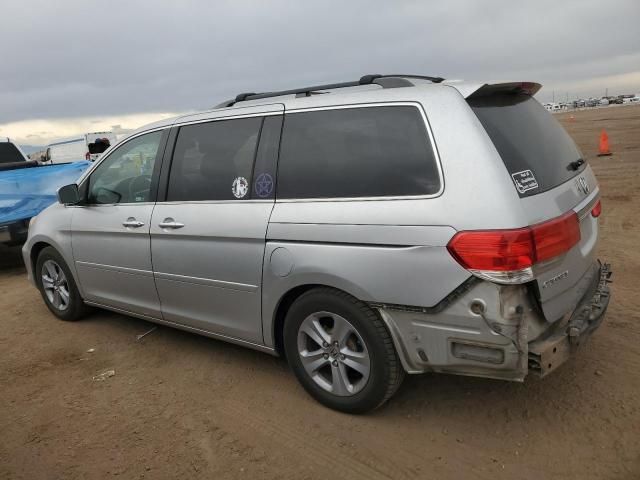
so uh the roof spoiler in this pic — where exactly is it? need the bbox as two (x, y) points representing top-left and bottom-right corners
(466, 82), (542, 99)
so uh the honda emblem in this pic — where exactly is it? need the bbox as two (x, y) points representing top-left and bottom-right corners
(576, 176), (590, 195)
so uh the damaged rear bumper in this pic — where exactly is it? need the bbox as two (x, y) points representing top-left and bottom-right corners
(528, 262), (612, 377)
(374, 261), (612, 381)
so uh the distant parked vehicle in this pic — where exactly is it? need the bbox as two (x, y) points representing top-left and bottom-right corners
(543, 103), (561, 112)
(45, 132), (117, 164)
(1, 138), (90, 245)
(0, 137), (31, 171)
(0, 161), (90, 245)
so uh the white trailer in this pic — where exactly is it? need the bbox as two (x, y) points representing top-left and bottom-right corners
(45, 131), (117, 164)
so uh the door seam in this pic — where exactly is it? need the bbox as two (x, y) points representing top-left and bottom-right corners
(149, 202), (165, 320)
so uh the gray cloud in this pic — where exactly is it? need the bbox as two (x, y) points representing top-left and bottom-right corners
(2, 0), (639, 124)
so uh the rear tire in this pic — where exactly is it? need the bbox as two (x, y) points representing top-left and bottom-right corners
(35, 247), (89, 321)
(283, 287), (404, 413)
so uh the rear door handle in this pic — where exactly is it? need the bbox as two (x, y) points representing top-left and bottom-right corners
(158, 218), (185, 229)
(122, 217), (145, 228)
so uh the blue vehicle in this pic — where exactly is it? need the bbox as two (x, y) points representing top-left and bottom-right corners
(0, 138), (90, 245)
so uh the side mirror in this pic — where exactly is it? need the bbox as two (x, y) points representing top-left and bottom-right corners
(57, 184), (80, 205)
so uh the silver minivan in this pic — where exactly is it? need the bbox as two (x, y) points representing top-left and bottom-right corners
(23, 75), (611, 413)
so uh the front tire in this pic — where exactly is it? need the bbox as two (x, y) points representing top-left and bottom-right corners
(35, 247), (88, 321)
(283, 288), (404, 413)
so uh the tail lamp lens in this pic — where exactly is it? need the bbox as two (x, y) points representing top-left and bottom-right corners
(532, 211), (581, 262)
(447, 229), (534, 271)
(447, 211), (581, 284)
(591, 199), (602, 218)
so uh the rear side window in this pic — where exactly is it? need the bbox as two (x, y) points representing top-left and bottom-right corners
(468, 93), (584, 197)
(277, 106), (441, 199)
(0, 143), (25, 164)
(167, 117), (262, 201)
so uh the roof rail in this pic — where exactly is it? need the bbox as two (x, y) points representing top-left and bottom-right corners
(219, 74), (444, 107)
(381, 74), (445, 83)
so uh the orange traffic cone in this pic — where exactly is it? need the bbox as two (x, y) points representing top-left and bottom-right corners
(597, 130), (612, 156)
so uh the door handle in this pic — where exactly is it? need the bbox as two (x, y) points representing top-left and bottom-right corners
(158, 218), (185, 229)
(122, 218), (145, 228)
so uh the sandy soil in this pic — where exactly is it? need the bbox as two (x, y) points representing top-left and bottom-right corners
(1, 105), (639, 480)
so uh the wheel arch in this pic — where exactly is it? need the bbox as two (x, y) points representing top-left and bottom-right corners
(28, 237), (83, 297)
(30, 241), (54, 277)
(271, 284), (322, 358)
(270, 283), (371, 358)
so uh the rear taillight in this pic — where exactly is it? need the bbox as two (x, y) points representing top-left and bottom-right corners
(531, 211), (581, 262)
(447, 211), (581, 284)
(591, 199), (602, 218)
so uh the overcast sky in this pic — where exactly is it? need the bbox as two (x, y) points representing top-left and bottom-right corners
(2, 0), (639, 145)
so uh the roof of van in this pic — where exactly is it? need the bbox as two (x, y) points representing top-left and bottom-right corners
(129, 75), (541, 136)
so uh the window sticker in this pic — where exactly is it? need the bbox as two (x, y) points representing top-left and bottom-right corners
(511, 169), (539, 194)
(231, 176), (249, 198)
(254, 173), (274, 198)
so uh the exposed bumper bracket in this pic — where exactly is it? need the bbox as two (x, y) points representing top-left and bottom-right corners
(528, 261), (612, 377)
(567, 262), (612, 345)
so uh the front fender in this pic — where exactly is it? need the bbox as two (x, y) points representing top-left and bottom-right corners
(22, 204), (78, 292)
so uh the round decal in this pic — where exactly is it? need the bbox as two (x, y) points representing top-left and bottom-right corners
(232, 176), (249, 198)
(254, 173), (274, 198)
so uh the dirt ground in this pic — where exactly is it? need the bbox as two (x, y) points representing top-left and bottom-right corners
(1, 105), (639, 480)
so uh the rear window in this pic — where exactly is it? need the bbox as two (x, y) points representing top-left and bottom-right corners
(277, 106), (441, 199)
(468, 93), (584, 197)
(0, 143), (25, 164)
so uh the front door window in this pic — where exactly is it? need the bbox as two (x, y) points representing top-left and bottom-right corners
(87, 130), (163, 204)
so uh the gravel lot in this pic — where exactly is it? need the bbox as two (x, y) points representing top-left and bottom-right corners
(1, 105), (639, 480)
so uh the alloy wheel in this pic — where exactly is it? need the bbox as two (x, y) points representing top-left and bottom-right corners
(41, 260), (70, 311)
(297, 311), (371, 396)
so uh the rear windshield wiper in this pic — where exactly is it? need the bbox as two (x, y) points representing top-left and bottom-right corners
(568, 158), (585, 171)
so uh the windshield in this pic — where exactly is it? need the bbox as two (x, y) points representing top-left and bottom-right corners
(469, 93), (585, 197)
(0, 143), (25, 164)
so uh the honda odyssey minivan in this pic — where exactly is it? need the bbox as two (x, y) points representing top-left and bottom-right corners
(23, 74), (611, 413)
